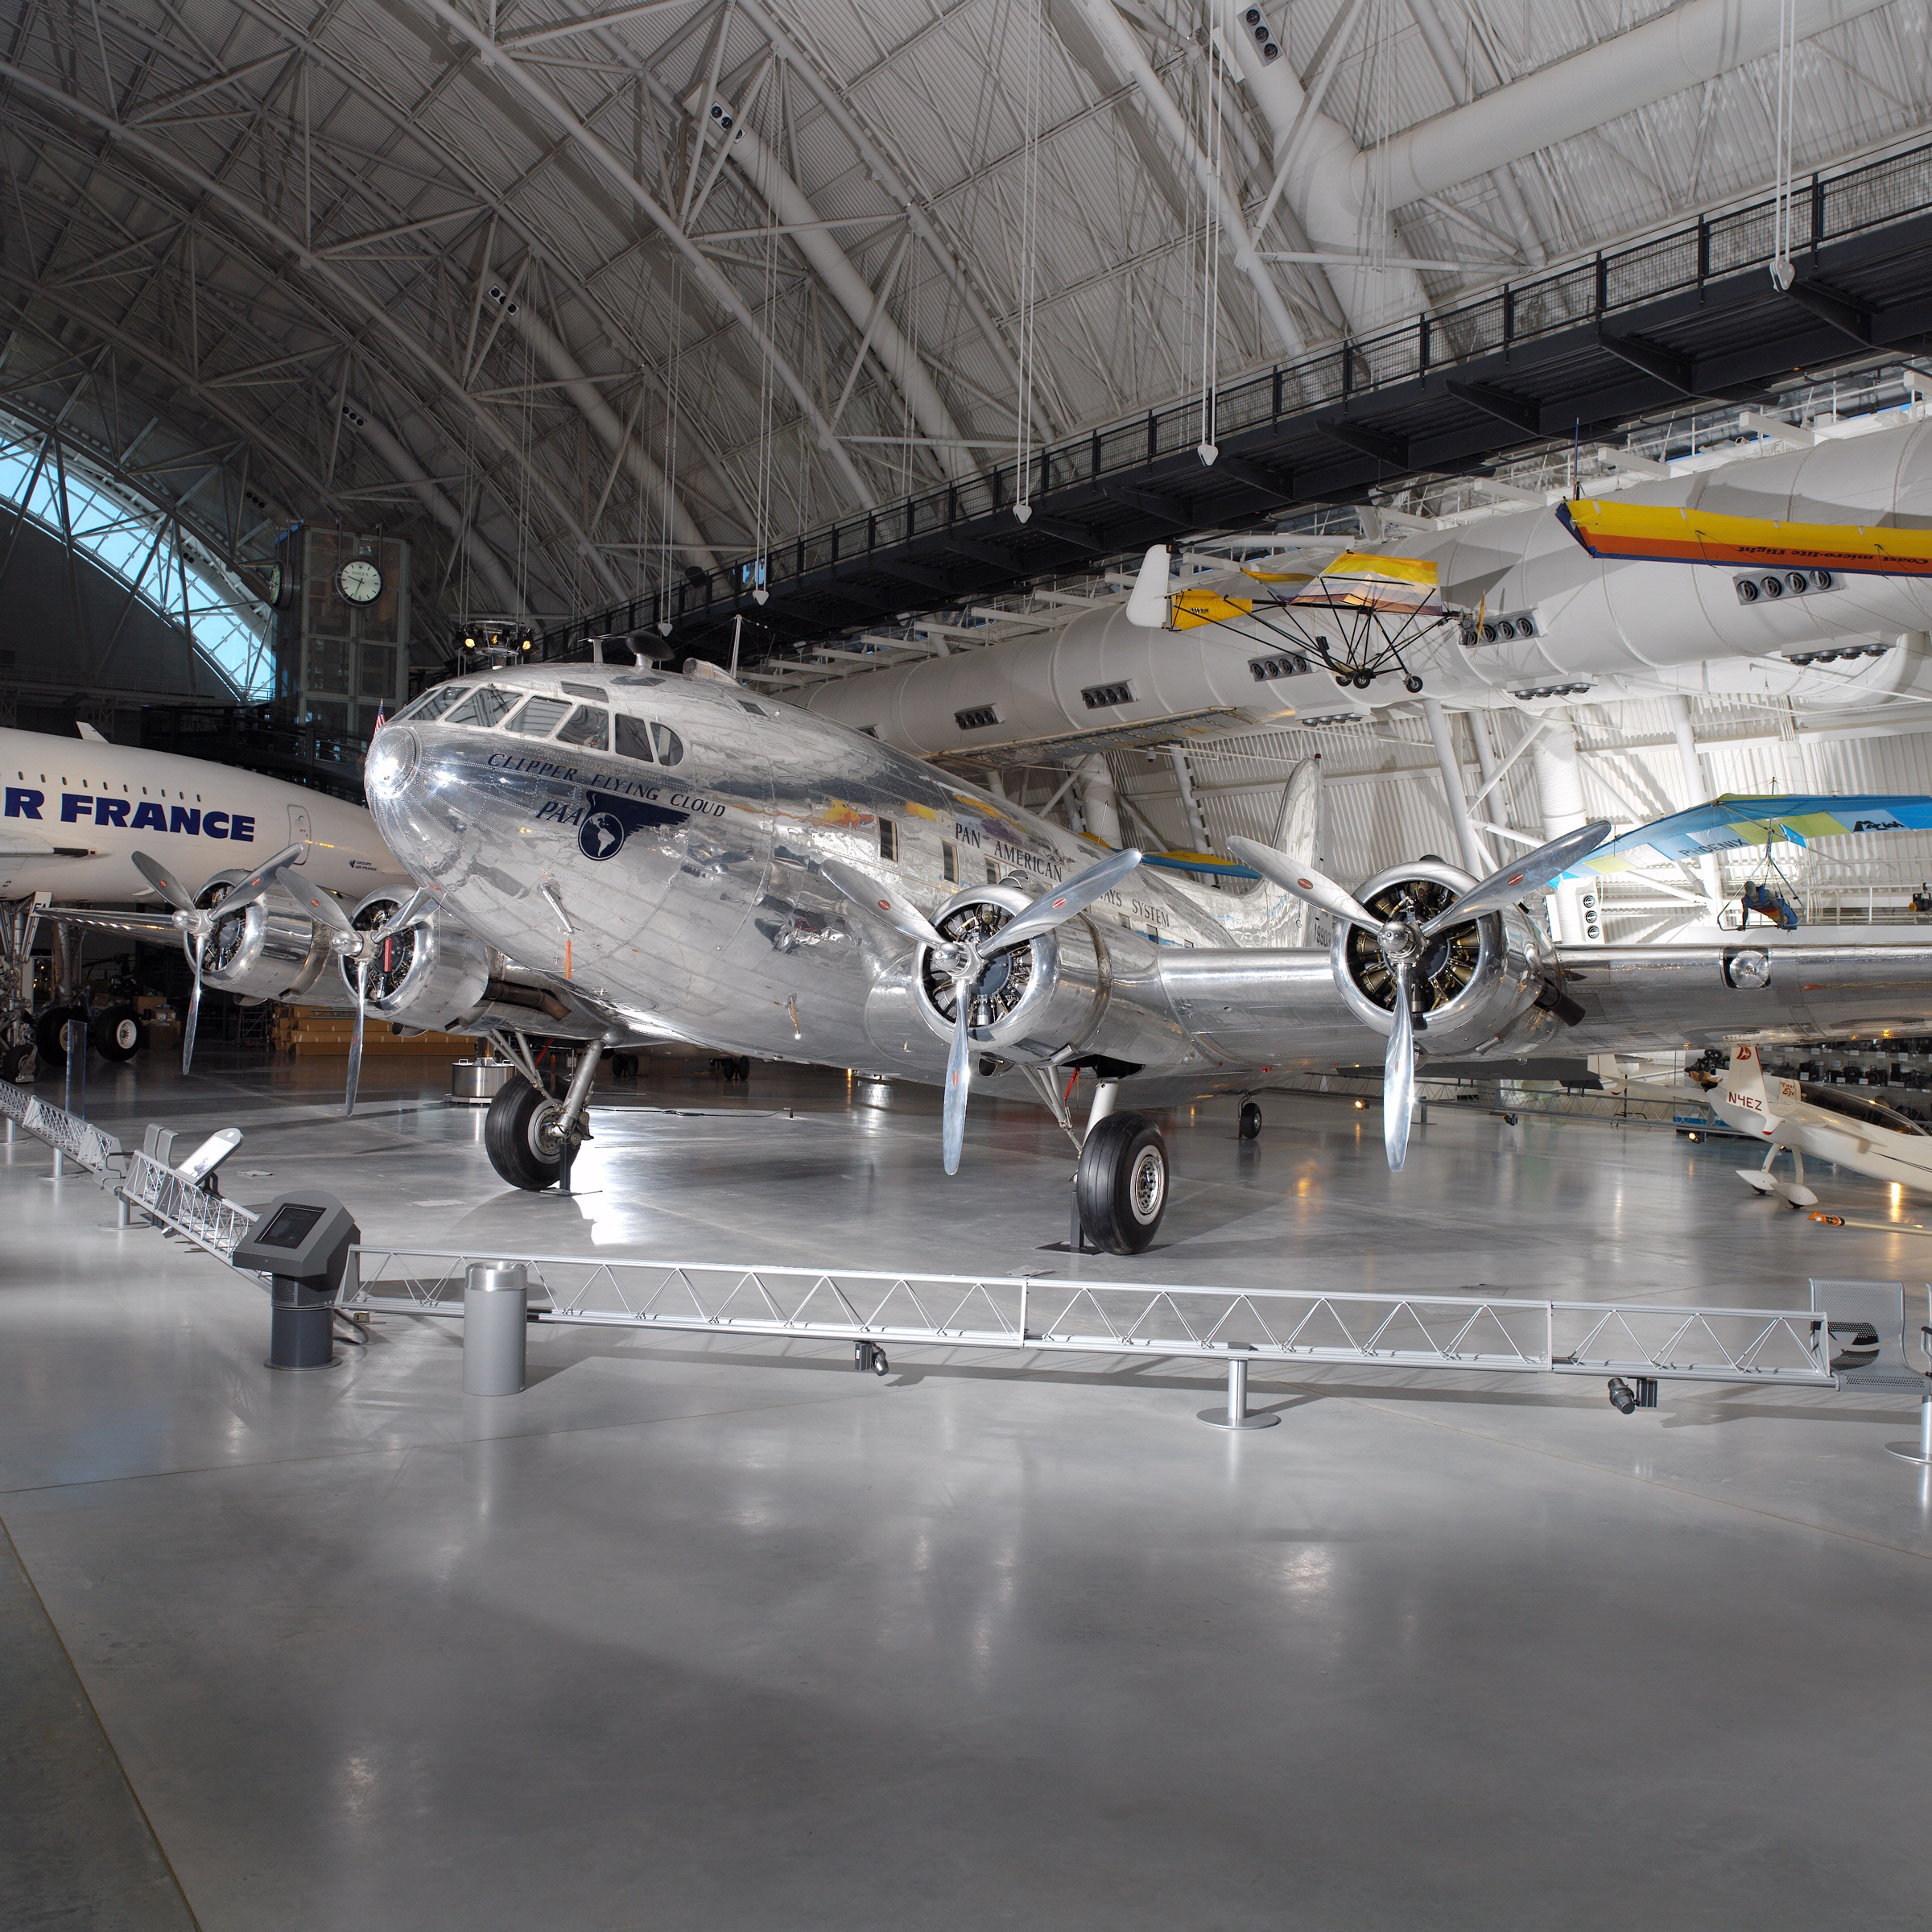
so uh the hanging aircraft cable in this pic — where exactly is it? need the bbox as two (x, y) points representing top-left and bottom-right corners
(750, 90), (779, 609)
(1195, 0), (1224, 466)
(1010, 0), (1044, 526)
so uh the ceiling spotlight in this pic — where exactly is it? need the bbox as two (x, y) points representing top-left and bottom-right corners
(519, 636), (533, 652)
(463, 634), (477, 650)
(1352, 1097), (1366, 1110)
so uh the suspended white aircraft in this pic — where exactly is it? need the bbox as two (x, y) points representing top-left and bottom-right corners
(56, 649), (1932, 1253)
(2, 723), (405, 1073)
(1708, 1043), (1932, 1210)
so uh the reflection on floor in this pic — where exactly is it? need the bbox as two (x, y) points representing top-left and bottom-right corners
(4, 1051), (1931, 1930)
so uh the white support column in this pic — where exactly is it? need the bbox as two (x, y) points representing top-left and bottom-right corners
(1422, 696), (1489, 876)
(1076, 754), (1122, 848)
(1664, 694), (1724, 919)
(1530, 709), (1600, 945)
(1169, 745), (1208, 855)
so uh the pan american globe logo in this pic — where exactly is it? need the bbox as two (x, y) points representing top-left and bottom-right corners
(580, 810), (626, 861)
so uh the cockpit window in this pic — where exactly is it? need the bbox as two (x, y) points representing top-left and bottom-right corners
(613, 713), (655, 764)
(651, 723), (684, 767)
(397, 684), (462, 724)
(1799, 1082), (1930, 1136)
(609, 673), (664, 688)
(556, 705), (609, 750)
(444, 686), (520, 729)
(505, 696), (572, 737)
(561, 681), (609, 703)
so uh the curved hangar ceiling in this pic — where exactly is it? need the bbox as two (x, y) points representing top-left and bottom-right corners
(0, 0), (1924, 639)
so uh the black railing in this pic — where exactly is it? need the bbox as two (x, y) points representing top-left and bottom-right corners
(543, 133), (1932, 658)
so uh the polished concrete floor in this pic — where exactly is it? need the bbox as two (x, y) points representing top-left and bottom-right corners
(5, 1050), (1932, 1930)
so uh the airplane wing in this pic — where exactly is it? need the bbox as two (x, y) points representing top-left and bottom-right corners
(1558, 498), (1932, 576)
(0, 828), (58, 858)
(1285, 550), (1446, 616)
(1564, 794), (1932, 874)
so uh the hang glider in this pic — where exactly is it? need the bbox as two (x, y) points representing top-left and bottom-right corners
(1563, 794), (1932, 877)
(1558, 499), (1932, 576)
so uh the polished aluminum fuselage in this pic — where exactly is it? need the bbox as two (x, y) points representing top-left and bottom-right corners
(364, 664), (1932, 1096)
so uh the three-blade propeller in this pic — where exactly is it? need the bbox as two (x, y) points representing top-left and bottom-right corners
(1228, 820), (1612, 1169)
(282, 881), (434, 1116)
(134, 844), (304, 1075)
(822, 846), (1143, 1174)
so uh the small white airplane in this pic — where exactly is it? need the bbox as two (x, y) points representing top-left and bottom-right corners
(2, 723), (406, 1072)
(1706, 1042), (1932, 1209)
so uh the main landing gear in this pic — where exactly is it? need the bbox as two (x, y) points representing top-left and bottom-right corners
(1073, 1084), (1170, 1254)
(483, 1034), (604, 1192)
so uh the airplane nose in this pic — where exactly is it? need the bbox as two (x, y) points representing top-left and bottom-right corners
(364, 724), (419, 803)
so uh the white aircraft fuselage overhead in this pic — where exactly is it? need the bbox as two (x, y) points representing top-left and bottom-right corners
(803, 412), (1932, 757)
(0, 726), (404, 903)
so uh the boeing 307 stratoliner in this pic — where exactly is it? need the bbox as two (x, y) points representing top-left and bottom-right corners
(62, 629), (1932, 1254)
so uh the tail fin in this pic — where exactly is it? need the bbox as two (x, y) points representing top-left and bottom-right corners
(1185, 756), (1323, 947)
(1268, 757), (1322, 948)
(1723, 1045), (1773, 1132)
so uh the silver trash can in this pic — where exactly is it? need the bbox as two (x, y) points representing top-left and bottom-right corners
(463, 1262), (528, 1395)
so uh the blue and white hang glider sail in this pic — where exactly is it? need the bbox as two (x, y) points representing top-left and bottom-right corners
(1563, 795), (1932, 877)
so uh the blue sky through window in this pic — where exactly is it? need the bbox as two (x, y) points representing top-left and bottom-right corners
(0, 423), (271, 700)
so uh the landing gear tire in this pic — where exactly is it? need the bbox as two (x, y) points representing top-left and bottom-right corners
(610, 1053), (638, 1080)
(91, 1006), (143, 1062)
(35, 1005), (85, 1069)
(1239, 1100), (1262, 1141)
(485, 1079), (565, 1191)
(1, 1041), (31, 1083)
(1076, 1111), (1169, 1254)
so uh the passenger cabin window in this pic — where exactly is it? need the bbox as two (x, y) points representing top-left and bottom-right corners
(651, 723), (683, 767)
(505, 696), (571, 737)
(985, 857), (1000, 886)
(556, 705), (609, 750)
(878, 818), (898, 862)
(444, 686), (519, 729)
(614, 714), (655, 764)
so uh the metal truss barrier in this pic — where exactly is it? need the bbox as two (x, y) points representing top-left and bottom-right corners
(0, 1076), (124, 1182)
(118, 1150), (258, 1264)
(344, 1249), (1835, 1389)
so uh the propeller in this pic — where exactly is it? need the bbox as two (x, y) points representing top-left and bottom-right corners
(1227, 820), (1612, 1170)
(279, 884), (434, 1117)
(133, 844), (304, 1074)
(819, 845), (1144, 1172)
(817, 857), (959, 961)
(937, 847), (1143, 1174)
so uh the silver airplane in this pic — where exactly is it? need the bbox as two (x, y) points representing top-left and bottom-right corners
(105, 650), (1932, 1253)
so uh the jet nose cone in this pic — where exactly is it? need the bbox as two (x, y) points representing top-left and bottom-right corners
(365, 724), (419, 803)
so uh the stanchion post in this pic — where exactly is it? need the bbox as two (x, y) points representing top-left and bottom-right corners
(1198, 1353), (1279, 1430)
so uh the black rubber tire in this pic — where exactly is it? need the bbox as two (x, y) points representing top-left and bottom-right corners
(737, 1055), (751, 1081)
(92, 1005), (144, 1062)
(484, 1079), (564, 1191)
(1238, 1100), (1262, 1141)
(611, 1053), (638, 1080)
(35, 1005), (86, 1068)
(0, 1040), (32, 1083)
(1076, 1111), (1170, 1255)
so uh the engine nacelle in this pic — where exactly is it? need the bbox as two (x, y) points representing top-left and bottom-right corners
(907, 882), (1185, 1068)
(337, 892), (595, 1038)
(1330, 859), (1562, 1057)
(341, 891), (491, 1032)
(199, 870), (353, 1009)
